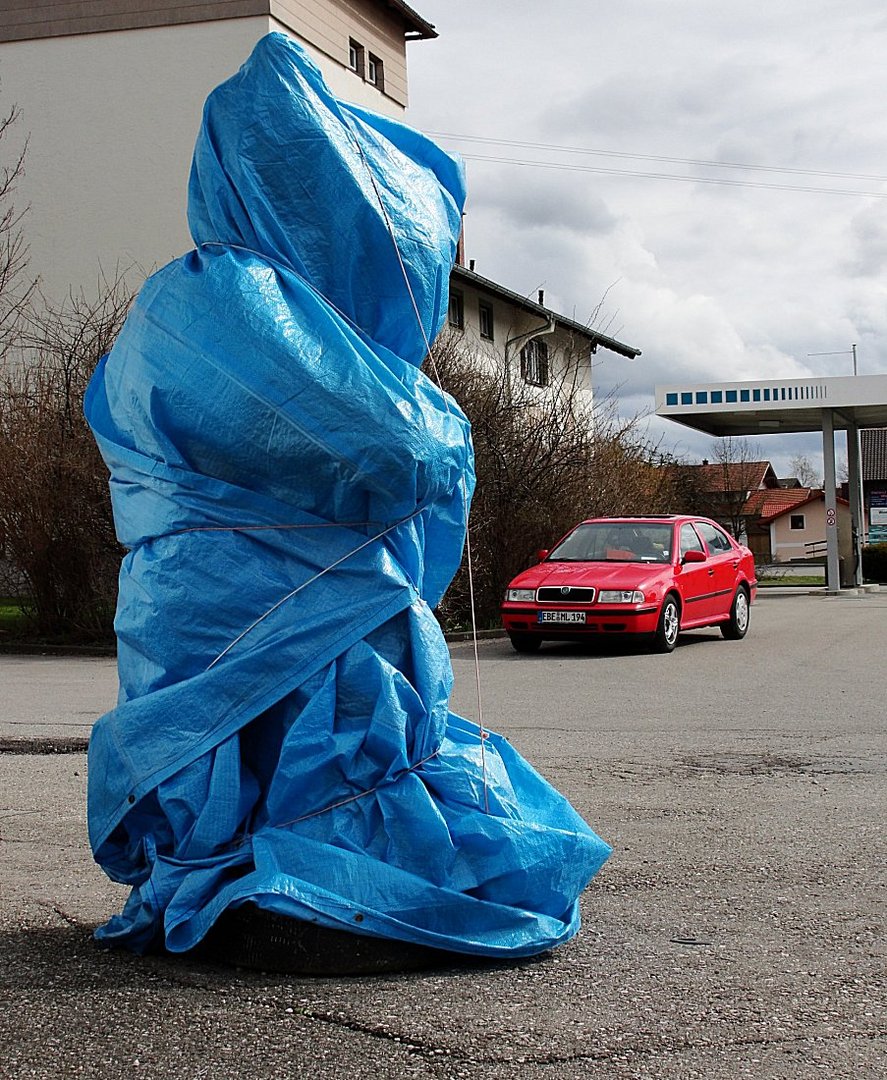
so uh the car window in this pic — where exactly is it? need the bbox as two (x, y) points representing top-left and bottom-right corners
(548, 522), (673, 562)
(696, 521), (733, 554)
(679, 523), (704, 556)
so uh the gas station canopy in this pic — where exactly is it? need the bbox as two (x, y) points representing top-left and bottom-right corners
(655, 373), (887, 438)
(654, 372), (887, 591)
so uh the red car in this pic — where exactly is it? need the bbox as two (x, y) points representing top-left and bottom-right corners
(501, 515), (757, 653)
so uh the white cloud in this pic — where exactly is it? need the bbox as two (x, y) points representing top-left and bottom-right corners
(408, 1), (887, 470)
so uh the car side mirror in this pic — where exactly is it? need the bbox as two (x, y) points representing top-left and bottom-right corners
(682, 549), (707, 564)
(537, 549), (549, 562)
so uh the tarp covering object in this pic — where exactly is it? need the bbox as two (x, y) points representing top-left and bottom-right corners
(85, 33), (611, 957)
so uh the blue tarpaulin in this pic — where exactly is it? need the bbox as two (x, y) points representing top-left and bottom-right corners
(85, 33), (610, 958)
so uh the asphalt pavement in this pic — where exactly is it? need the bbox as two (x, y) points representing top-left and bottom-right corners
(1, 590), (885, 1079)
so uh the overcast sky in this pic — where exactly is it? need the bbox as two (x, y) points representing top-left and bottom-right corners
(405, 1), (887, 477)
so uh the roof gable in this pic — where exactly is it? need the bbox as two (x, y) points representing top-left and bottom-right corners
(758, 489), (849, 523)
(450, 264), (641, 359)
(684, 460), (776, 494)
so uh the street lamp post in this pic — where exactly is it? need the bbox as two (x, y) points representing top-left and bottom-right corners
(807, 345), (858, 375)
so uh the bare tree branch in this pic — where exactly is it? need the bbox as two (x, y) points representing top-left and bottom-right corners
(425, 330), (683, 630)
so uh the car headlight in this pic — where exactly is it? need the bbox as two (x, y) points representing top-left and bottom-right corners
(598, 589), (645, 604)
(505, 588), (536, 602)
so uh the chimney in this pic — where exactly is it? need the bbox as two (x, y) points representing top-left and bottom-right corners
(469, 258), (475, 271)
(538, 289), (545, 306)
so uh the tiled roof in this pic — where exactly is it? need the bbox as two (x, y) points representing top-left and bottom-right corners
(685, 460), (775, 493)
(744, 487), (815, 519)
(757, 489), (849, 523)
(862, 428), (887, 481)
(451, 265), (641, 359)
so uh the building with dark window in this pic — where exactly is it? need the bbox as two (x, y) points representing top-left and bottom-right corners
(0, 0), (435, 300)
(445, 263), (639, 408)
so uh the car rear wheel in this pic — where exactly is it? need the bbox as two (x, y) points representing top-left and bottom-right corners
(653, 595), (680, 653)
(509, 632), (541, 654)
(721, 585), (750, 640)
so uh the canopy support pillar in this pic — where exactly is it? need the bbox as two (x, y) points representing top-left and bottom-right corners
(846, 421), (864, 586)
(822, 409), (840, 593)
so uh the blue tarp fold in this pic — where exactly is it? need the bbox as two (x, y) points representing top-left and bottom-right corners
(85, 33), (610, 957)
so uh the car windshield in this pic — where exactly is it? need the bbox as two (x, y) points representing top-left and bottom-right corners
(547, 522), (673, 563)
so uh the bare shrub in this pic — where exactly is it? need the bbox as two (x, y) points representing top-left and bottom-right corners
(0, 102), (36, 354)
(668, 436), (762, 539)
(426, 330), (679, 631)
(0, 280), (132, 639)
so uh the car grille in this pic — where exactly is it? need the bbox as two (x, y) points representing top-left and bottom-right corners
(536, 586), (596, 603)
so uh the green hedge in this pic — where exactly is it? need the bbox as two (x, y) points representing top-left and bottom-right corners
(861, 544), (887, 583)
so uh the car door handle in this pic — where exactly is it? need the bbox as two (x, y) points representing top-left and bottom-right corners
(708, 568), (714, 576)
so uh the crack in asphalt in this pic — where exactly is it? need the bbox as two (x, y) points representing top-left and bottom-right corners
(5, 936), (881, 1071)
(295, 1008), (887, 1067)
(300, 1008), (464, 1063)
(33, 900), (82, 927)
(270, 1006), (885, 1067)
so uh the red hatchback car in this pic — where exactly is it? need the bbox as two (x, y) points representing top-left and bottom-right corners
(501, 515), (757, 653)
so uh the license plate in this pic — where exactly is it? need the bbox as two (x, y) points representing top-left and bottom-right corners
(538, 611), (586, 624)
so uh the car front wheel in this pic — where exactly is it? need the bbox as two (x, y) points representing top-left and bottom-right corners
(721, 585), (750, 640)
(653, 595), (680, 653)
(509, 632), (541, 654)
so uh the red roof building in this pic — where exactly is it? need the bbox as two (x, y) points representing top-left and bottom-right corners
(758, 491), (852, 565)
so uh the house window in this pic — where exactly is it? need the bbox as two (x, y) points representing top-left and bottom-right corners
(367, 53), (384, 90)
(790, 514), (805, 530)
(349, 39), (365, 77)
(521, 338), (549, 387)
(478, 301), (494, 340)
(448, 290), (464, 330)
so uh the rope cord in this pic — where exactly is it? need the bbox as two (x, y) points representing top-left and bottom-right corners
(175, 520), (383, 535)
(205, 508), (422, 671)
(270, 748), (442, 830)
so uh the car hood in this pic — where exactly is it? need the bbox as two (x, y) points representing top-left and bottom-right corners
(509, 560), (670, 590)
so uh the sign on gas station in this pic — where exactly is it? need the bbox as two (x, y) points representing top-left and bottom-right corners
(870, 490), (887, 544)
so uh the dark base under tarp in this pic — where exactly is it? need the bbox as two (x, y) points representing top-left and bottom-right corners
(185, 903), (477, 975)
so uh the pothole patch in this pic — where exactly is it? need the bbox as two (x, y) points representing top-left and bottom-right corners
(0, 737), (88, 755)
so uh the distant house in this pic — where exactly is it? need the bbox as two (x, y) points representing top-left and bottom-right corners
(759, 491), (852, 567)
(673, 459), (779, 548)
(444, 264), (640, 408)
(671, 458), (854, 564)
(742, 486), (818, 561)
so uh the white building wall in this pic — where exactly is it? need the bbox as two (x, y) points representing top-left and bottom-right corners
(446, 277), (595, 413)
(1, 15), (406, 302)
(769, 501), (852, 563)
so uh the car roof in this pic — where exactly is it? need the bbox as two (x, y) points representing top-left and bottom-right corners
(577, 516), (685, 524)
(572, 515), (733, 529)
